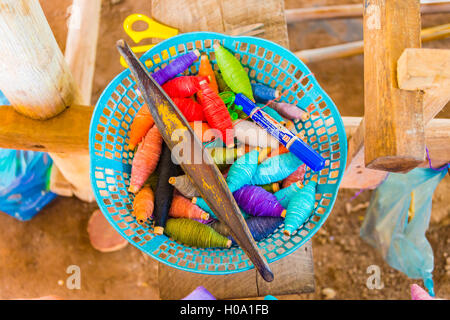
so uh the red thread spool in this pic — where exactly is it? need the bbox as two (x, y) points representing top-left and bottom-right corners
(197, 80), (234, 147)
(162, 76), (207, 98)
(171, 97), (206, 122)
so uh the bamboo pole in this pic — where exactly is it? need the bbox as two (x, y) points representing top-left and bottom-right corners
(286, 2), (450, 23)
(295, 23), (450, 63)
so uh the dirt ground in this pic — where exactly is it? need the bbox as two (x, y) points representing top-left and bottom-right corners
(0, 0), (448, 300)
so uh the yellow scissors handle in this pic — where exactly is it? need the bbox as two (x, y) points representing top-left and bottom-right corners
(123, 14), (178, 44)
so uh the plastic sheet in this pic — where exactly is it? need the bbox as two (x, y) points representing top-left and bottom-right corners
(360, 168), (447, 296)
(0, 90), (56, 221)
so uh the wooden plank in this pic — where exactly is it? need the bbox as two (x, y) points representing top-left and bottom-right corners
(152, 0), (289, 48)
(0, 0), (80, 120)
(398, 48), (450, 91)
(285, 2), (450, 23)
(341, 116), (450, 189)
(340, 118), (388, 189)
(158, 241), (314, 299)
(0, 105), (92, 154)
(220, 0), (289, 48)
(398, 48), (450, 123)
(152, 0), (225, 33)
(363, 0), (425, 172)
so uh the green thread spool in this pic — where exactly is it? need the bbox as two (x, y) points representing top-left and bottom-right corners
(215, 70), (232, 92)
(274, 181), (303, 208)
(164, 218), (231, 248)
(208, 220), (231, 238)
(283, 177), (318, 236)
(227, 148), (260, 193)
(213, 43), (254, 101)
(261, 182), (280, 193)
(145, 171), (159, 191)
(207, 146), (245, 167)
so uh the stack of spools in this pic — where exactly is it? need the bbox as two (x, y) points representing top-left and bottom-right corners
(126, 42), (318, 249)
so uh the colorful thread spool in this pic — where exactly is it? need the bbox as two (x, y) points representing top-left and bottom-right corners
(233, 185), (286, 218)
(269, 101), (310, 121)
(171, 97), (205, 122)
(198, 54), (219, 93)
(128, 103), (154, 150)
(152, 50), (200, 85)
(145, 171), (159, 191)
(169, 195), (210, 220)
(226, 148), (260, 193)
(188, 121), (215, 143)
(191, 197), (217, 219)
(168, 174), (200, 199)
(207, 146), (245, 167)
(197, 80), (235, 147)
(129, 125), (163, 193)
(233, 120), (280, 149)
(274, 181), (303, 208)
(215, 70), (232, 92)
(213, 43), (254, 101)
(132, 186), (154, 225)
(192, 197), (250, 220)
(252, 83), (280, 103)
(282, 163), (307, 188)
(162, 76), (203, 98)
(153, 143), (181, 235)
(251, 152), (304, 186)
(283, 176), (318, 236)
(229, 216), (284, 245)
(261, 182), (280, 193)
(164, 218), (231, 248)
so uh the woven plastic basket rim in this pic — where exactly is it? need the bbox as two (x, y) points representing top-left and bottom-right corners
(89, 31), (348, 275)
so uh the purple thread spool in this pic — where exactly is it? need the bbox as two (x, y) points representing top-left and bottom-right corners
(233, 185), (286, 218)
(152, 50), (200, 85)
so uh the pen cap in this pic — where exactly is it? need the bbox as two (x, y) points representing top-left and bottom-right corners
(234, 93), (256, 116)
(289, 138), (325, 172)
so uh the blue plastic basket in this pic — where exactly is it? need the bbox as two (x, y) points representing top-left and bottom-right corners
(90, 32), (347, 275)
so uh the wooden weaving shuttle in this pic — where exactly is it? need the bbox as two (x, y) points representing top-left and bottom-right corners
(116, 40), (274, 282)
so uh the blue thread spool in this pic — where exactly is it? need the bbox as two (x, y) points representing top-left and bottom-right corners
(252, 83), (280, 103)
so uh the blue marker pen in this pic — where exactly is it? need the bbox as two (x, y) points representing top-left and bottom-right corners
(234, 93), (325, 172)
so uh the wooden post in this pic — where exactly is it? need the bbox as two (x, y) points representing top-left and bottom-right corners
(48, 0), (102, 201)
(0, 0), (80, 119)
(363, 0), (425, 172)
(0, 0), (95, 202)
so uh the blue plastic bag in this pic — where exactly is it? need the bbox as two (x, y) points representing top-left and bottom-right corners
(0, 90), (57, 220)
(360, 168), (447, 296)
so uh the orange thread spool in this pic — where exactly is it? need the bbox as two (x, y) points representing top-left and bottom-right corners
(169, 195), (210, 220)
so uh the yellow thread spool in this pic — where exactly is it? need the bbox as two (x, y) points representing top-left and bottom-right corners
(120, 14), (179, 68)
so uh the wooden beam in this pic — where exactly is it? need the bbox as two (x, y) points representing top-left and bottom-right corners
(158, 242), (314, 299)
(0, 105), (92, 154)
(398, 48), (450, 123)
(286, 2), (450, 23)
(363, 0), (425, 172)
(0, 0), (80, 119)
